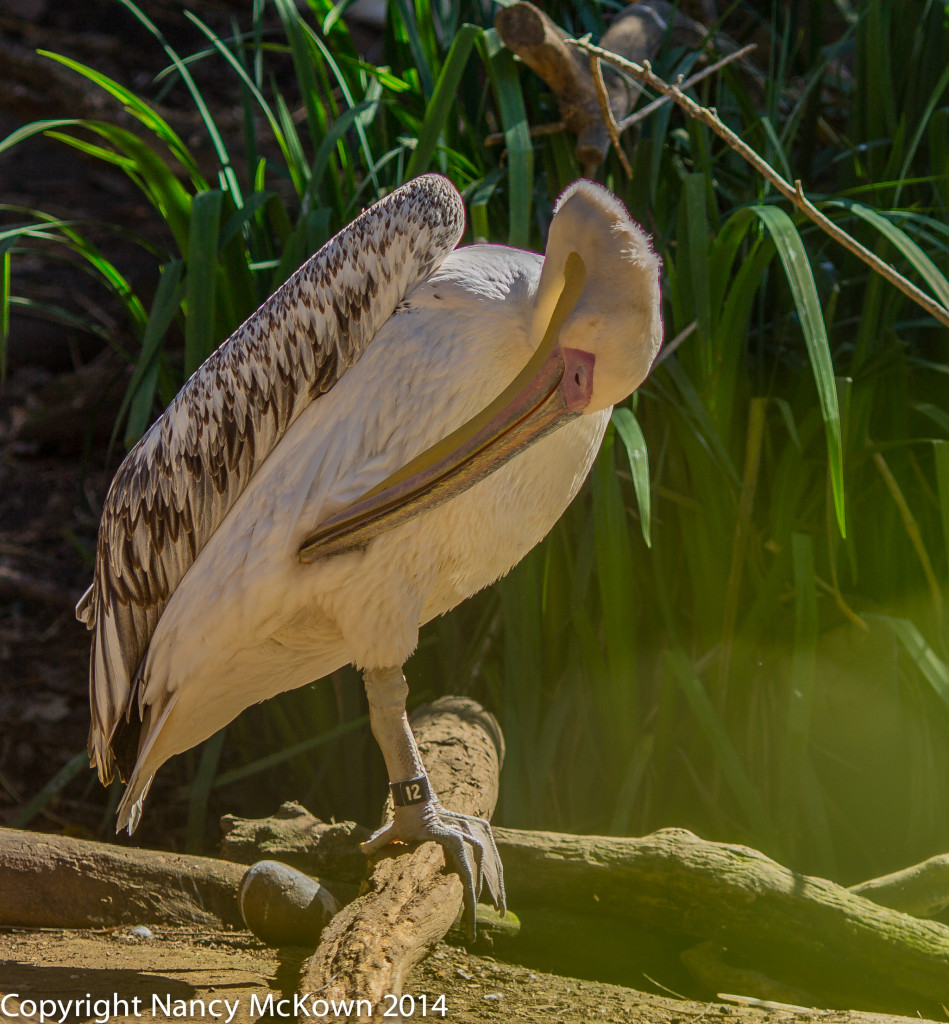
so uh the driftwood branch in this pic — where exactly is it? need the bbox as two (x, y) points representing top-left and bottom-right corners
(222, 811), (949, 1018)
(567, 36), (949, 330)
(296, 696), (503, 1019)
(850, 853), (949, 919)
(495, 1), (715, 171)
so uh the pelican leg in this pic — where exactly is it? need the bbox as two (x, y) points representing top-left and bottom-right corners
(361, 666), (506, 937)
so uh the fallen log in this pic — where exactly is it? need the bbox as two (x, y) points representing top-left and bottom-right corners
(222, 810), (949, 1017)
(296, 696), (503, 1020)
(0, 828), (245, 929)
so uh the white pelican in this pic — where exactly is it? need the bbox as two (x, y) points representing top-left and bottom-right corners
(78, 174), (662, 931)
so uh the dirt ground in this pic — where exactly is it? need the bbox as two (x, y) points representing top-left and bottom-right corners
(0, 928), (710, 1024)
(2, 927), (935, 1024)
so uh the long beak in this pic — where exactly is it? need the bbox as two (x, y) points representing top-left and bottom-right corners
(298, 252), (591, 564)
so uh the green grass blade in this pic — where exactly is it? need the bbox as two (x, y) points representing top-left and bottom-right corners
(207, 715), (368, 788)
(718, 397), (767, 697)
(830, 200), (949, 311)
(779, 533), (819, 831)
(872, 616), (949, 716)
(271, 82), (310, 196)
(665, 649), (781, 853)
(392, 0), (435, 99)
(405, 24), (479, 179)
(684, 173), (712, 372)
(894, 59), (949, 205)
(592, 433), (639, 724)
(7, 295), (114, 346)
(659, 357), (741, 487)
(26, 218), (148, 335)
(483, 28), (533, 248)
(118, 260), (186, 447)
(12, 751), (88, 829)
(114, 0), (242, 206)
(873, 451), (943, 621)
(752, 205), (845, 536)
(338, 55), (411, 94)
(759, 114), (793, 184)
(708, 208), (755, 318)
(185, 728), (227, 853)
(71, 123), (194, 252)
(308, 100), (375, 197)
(301, 22), (381, 195)
(931, 108), (949, 212)
(185, 190), (223, 374)
(469, 170), (503, 241)
(219, 190), (277, 250)
(183, 9), (301, 182)
(321, 0), (356, 36)
(34, 55), (201, 180)
(273, 0), (329, 152)
(43, 131), (138, 172)
(914, 401), (949, 436)
(0, 118), (82, 157)
(608, 734), (653, 835)
(611, 405), (652, 547)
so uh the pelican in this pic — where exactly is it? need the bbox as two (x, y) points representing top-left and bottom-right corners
(78, 174), (662, 931)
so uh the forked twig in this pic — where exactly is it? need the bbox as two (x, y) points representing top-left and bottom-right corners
(568, 37), (949, 330)
(591, 44), (755, 179)
(617, 44), (757, 131)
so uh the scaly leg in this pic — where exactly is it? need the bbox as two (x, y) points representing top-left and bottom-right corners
(361, 665), (506, 936)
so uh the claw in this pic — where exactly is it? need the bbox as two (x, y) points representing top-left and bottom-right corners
(359, 819), (399, 857)
(436, 805), (506, 914)
(360, 799), (504, 939)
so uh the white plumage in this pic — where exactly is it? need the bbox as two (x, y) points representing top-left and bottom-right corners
(79, 174), (662, 926)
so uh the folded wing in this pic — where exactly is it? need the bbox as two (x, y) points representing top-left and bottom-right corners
(79, 174), (466, 783)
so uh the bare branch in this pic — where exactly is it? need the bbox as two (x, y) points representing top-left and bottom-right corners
(568, 37), (949, 330)
(617, 43), (757, 131)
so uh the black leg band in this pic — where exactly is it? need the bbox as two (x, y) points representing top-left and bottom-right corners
(391, 775), (431, 807)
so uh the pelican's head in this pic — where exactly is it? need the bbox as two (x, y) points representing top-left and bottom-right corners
(299, 179), (664, 562)
(531, 180), (662, 415)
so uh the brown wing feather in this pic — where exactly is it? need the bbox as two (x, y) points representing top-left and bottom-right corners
(80, 174), (466, 782)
